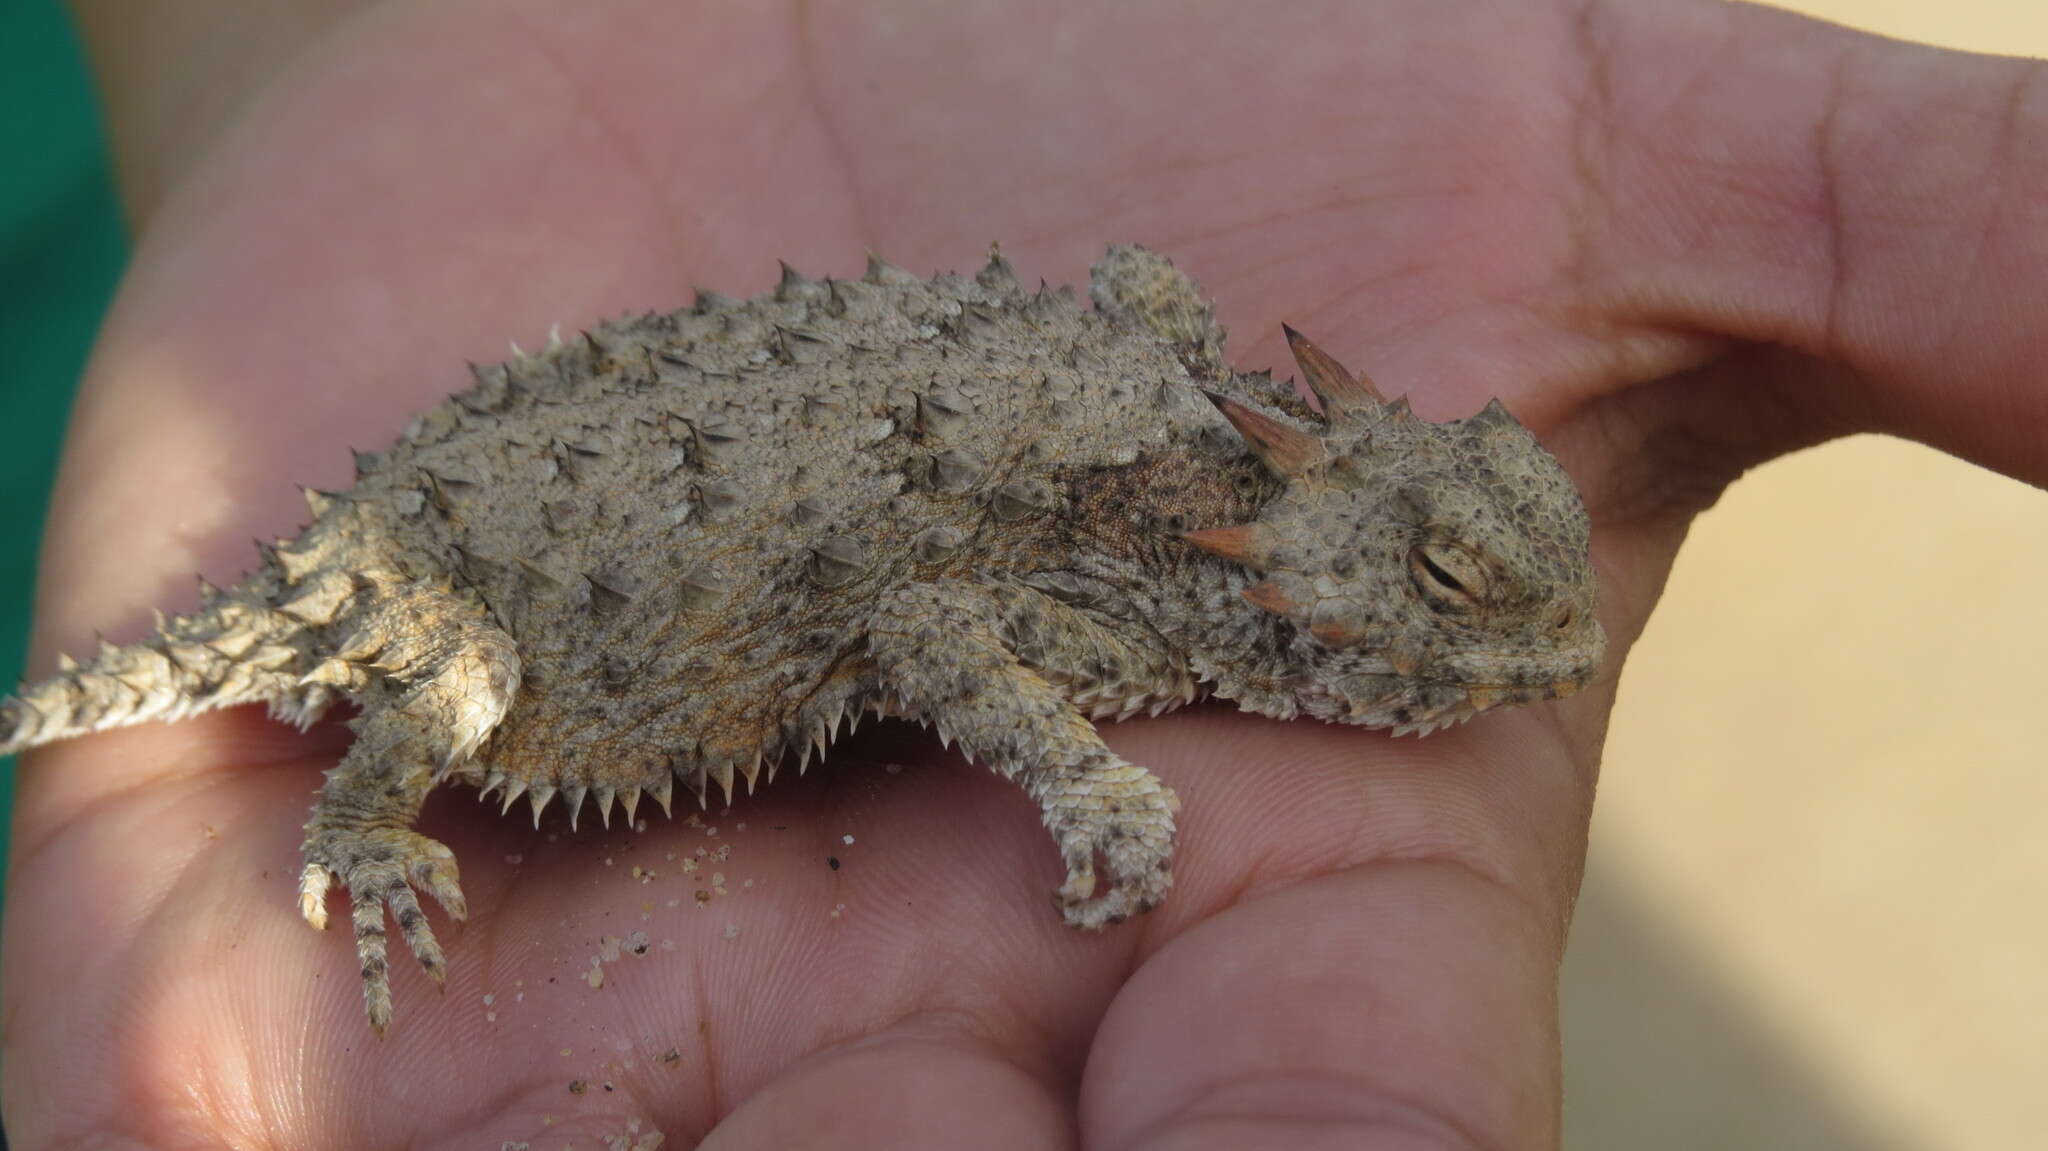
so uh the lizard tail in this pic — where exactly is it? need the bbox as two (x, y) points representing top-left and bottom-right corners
(1, 575), (330, 756)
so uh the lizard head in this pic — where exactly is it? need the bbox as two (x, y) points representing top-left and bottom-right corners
(1187, 327), (1604, 736)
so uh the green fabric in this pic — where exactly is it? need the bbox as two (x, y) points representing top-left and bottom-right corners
(0, 1), (128, 897)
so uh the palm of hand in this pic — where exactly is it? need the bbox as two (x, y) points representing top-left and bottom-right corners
(2, 1), (1900, 1147)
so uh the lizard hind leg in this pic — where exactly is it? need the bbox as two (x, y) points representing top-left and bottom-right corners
(296, 578), (520, 1033)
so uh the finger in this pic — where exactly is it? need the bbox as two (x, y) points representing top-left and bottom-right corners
(351, 884), (393, 1036)
(698, 1024), (1072, 1150)
(298, 861), (333, 929)
(407, 838), (467, 921)
(1084, 866), (1561, 1150)
(1079, 708), (1592, 1151)
(1574, 0), (2048, 485)
(383, 876), (445, 988)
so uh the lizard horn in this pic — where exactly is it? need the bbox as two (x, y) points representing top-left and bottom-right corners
(1240, 578), (1306, 617)
(1282, 324), (1385, 416)
(1180, 524), (1283, 569)
(1202, 391), (1325, 477)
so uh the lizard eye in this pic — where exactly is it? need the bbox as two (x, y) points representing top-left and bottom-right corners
(1408, 542), (1488, 613)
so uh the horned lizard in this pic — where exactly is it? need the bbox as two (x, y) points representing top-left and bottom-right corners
(1, 245), (1603, 1032)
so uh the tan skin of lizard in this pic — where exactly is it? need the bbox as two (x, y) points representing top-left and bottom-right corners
(6, 1), (2047, 1148)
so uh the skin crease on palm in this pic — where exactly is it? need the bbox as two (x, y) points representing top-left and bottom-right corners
(3, 0), (2043, 1147)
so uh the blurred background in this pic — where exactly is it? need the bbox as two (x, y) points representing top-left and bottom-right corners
(1560, 3), (2048, 1148)
(0, 2), (2041, 1147)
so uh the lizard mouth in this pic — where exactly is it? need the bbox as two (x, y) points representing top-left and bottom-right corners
(1368, 679), (1572, 733)
(1366, 615), (1608, 735)
(1331, 655), (1600, 737)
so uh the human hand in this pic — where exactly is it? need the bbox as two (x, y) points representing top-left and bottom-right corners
(7, 1), (2044, 1147)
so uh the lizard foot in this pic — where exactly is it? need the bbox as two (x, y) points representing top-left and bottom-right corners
(299, 829), (467, 1035)
(1050, 761), (1180, 930)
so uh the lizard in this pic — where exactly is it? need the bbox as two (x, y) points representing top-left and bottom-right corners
(0, 244), (1604, 1033)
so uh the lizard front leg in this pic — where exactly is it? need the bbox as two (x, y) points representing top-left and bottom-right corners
(296, 578), (520, 1033)
(870, 580), (1191, 927)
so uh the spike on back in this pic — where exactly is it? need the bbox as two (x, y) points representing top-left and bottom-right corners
(1201, 392), (1325, 476)
(978, 244), (1018, 291)
(864, 251), (919, 286)
(1281, 324), (1384, 416)
(1471, 397), (1516, 429)
(302, 487), (343, 519)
